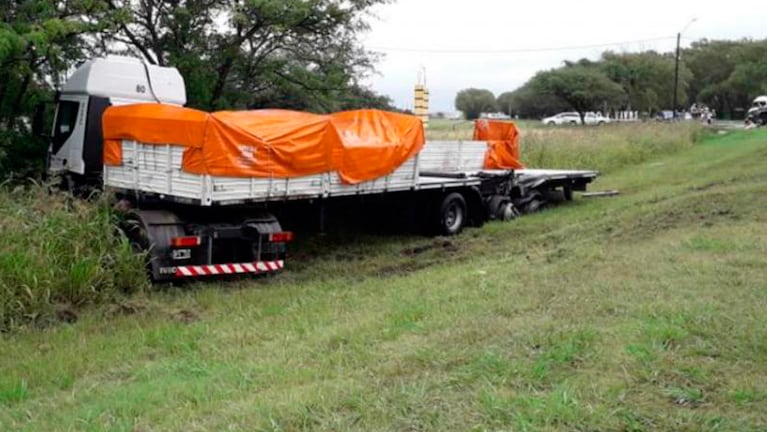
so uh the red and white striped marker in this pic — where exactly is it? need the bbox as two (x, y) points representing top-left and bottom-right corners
(175, 260), (284, 278)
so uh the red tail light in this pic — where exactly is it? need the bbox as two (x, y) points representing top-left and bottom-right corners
(171, 236), (202, 247)
(268, 232), (294, 243)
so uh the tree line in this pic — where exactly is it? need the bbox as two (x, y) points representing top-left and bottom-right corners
(456, 38), (767, 121)
(0, 0), (392, 178)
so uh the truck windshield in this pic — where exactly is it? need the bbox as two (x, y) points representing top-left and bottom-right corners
(52, 100), (79, 154)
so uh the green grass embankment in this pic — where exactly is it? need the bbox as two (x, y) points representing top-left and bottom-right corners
(1, 127), (766, 430)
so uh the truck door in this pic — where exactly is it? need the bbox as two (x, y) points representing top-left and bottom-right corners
(48, 95), (89, 175)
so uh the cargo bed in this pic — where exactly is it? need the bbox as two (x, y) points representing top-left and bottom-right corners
(104, 139), (495, 205)
(104, 139), (597, 207)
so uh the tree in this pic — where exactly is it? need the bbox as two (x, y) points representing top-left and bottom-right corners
(600, 51), (692, 115)
(101, 0), (388, 111)
(337, 84), (396, 111)
(496, 91), (515, 116)
(0, 0), (390, 179)
(685, 39), (767, 118)
(496, 86), (570, 119)
(0, 1), (118, 177)
(532, 66), (625, 123)
(455, 88), (496, 120)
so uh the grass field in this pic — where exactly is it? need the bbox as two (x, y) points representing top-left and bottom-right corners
(1, 126), (767, 431)
(427, 119), (703, 174)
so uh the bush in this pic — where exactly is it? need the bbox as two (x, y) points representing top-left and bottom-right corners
(0, 184), (148, 330)
(0, 131), (48, 180)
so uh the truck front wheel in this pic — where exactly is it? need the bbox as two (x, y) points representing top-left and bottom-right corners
(438, 193), (467, 236)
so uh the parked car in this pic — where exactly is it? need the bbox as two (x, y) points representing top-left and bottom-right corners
(584, 112), (611, 125)
(542, 112), (581, 125)
(542, 112), (610, 126)
(655, 110), (675, 122)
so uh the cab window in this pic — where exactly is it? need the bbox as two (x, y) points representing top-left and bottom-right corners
(52, 101), (79, 154)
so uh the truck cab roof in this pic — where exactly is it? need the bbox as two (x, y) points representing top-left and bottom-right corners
(62, 56), (186, 106)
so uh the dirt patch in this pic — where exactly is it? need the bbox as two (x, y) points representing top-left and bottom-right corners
(108, 299), (150, 316)
(171, 309), (200, 324)
(377, 260), (435, 278)
(688, 181), (725, 192)
(54, 304), (78, 324)
(401, 239), (459, 256)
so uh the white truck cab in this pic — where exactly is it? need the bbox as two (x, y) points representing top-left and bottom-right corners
(48, 56), (186, 181)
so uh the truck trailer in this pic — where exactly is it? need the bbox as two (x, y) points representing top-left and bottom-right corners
(39, 56), (598, 282)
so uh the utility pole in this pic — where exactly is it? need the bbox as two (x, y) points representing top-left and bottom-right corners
(673, 32), (681, 119)
(673, 18), (697, 120)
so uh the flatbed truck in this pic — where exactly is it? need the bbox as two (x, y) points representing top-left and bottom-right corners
(39, 56), (598, 281)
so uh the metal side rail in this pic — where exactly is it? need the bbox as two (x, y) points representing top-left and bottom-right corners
(515, 169), (599, 189)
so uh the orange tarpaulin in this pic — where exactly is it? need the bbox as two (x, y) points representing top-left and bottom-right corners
(102, 104), (209, 165)
(183, 110), (339, 179)
(473, 119), (525, 170)
(102, 105), (425, 184)
(330, 110), (424, 183)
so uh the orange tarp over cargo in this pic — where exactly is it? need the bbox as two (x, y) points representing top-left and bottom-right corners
(183, 110), (339, 179)
(330, 110), (424, 184)
(473, 119), (525, 170)
(102, 105), (425, 184)
(102, 104), (209, 165)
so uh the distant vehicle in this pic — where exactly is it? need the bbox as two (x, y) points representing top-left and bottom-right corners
(746, 95), (767, 126)
(542, 112), (610, 126)
(542, 112), (581, 125)
(481, 112), (511, 120)
(583, 112), (611, 125)
(655, 110), (675, 122)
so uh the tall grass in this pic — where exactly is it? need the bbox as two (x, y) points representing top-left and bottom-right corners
(521, 123), (705, 173)
(0, 184), (148, 330)
(428, 121), (705, 174)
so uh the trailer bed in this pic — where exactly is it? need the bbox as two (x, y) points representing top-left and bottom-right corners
(103, 139), (598, 207)
(104, 139), (492, 205)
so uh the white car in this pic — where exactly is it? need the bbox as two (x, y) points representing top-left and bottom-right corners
(584, 112), (611, 125)
(542, 112), (581, 125)
(542, 112), (611, 126)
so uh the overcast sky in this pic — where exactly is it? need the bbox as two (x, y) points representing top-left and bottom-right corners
(360, 0), (767, 112)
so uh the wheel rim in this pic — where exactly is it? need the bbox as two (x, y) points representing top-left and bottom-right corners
(500, 203), (515, 221)
(444, 203), (462, 231)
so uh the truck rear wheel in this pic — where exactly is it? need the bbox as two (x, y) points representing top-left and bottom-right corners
(437, 192), (467, 236)
(123, 210), (184, 282)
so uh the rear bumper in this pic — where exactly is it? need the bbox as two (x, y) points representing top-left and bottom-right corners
(172, 260), (284, 278)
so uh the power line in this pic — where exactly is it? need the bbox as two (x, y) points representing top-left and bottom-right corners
(368, 36), (677, 54)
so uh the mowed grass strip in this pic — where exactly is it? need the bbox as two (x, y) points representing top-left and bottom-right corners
(1, 128), (766, 431)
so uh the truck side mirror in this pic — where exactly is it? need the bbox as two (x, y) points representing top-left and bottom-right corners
(32, 102), (46, 137)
